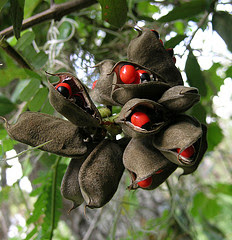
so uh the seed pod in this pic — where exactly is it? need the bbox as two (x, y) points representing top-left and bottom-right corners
(158, 86), (200, 113)
(3, 112), (88, 158)
(123, 137), (177, 190)
(152, 115), (208, 174)
(127, 28), (183, 86)
(89, 60), (119, 106)
(115, 98), (170, 138)
(48, 72), (101, 127)
(61, 158), (85, 211)
(79, 139), (124, 208)
(110, 61), (170, 105)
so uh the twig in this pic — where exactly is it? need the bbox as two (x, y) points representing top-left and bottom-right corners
(82, 208), (103, 240)
(0, 0), (97, 39)
(185, 11), (210, 51)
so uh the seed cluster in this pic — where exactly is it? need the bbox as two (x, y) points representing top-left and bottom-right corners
(3, 27), (207, 210)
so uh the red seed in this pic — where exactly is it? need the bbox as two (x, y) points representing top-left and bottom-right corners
(155, 169), (164, 174)
(177, 145), (195, 158)
(119, 65), (138, 84)
(131, 112), (150, 128)
(137, 176), (152, 188)
(55, 82), (72, 98)
(92, 80), (98, 89)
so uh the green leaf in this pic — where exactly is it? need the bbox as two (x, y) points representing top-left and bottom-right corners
(11, 79), (30, 103)
(158, 0), (208, 22)
(15, 31), (35, 51)
(0, 48), (29, 87)
(164, 34), (187, 49)
(31, 51), (48, 69)
(28, 87), (48, 111)
(203, 63), (224, 101)
(212, 11), (232, 52)
(0, 0), (8, 12)
(185, 51), (207, 97)
(19, 78), (40, 101)
(24, 0), (41, 18)
(207, 122), (223, 151)
(188, 102), (207, 124)
(211, 183), (232, 196)
(137, 2), (159, 17)
(98, 0), (128, 28)
(226, 66), (232, 78)
(10, 0), (25, 39)
(40, 99), (54, 115)
(0, 94), (16, 115)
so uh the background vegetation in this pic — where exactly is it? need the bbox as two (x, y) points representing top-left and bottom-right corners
(0, 0), (232, 239)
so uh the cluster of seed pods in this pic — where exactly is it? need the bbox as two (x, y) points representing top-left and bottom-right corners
(2, 28), (207, 211)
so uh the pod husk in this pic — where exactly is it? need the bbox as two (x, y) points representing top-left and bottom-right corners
(181, 124), (207, 175)
(61, 158), (85, 210)
(129, 163), (177, 190)
(110, 61), (170, 105)
(127, 28), (183, 86)
(123, 137), (172, 183)
(158, 86), (200, 113)
(153, 115), (207, 174)
(48, 72), (101, 127)
(3, 112), (88, 158)
(115, 98), (171, 138)
(79, 139), (124, 208)
(89, 59), (119, 106)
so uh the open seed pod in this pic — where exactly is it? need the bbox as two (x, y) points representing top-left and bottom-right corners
(158, 86), (200, 113)
(89, 59), (119, 106)
(110, 61), (170, 105)
(152, 115), (208, 174)
(123, 137), (177, 190)
(48, 72), (101, 127)
(78, 139), (124, 208)
(115, 98), (171, 138)
(61, 158), (85, 211)
(3, 112), (90, 158)
(127, 28), (183, 86)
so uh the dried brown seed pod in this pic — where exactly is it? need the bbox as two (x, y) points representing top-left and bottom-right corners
(152, 115), (208, 175)
(48, 72), (101, 127)
(158, 86), (200, 113)
(115, 98), (170, 138)
(61, 158), (85, 211)
(127, 28), (183, 86)
(89, 60), (119, 106)
(109, 61), (170, 105)
(3, 112), (89, 158)
(79, 139), (124, 208)
(123, 137), (177, 190)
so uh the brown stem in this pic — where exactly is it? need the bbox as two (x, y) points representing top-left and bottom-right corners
(0, 0), (97, 39)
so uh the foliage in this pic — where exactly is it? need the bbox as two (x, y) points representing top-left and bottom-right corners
(0, 0), (232, 239)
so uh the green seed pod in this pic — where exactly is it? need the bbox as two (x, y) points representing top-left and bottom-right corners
(158, 86), (200, 113)
(123, 137), (177, 190)
(48, 72), (101, 127)
(79, 139), (124, 208)
(127, 28), (183, 86)
(61, 158), (85, 211)
(115, 98), (170, 138)
(3, 112), (88, 158)
(152, 115), (208, 174)
(89, 60), (119, 106)
(110, 61), (170, 106)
